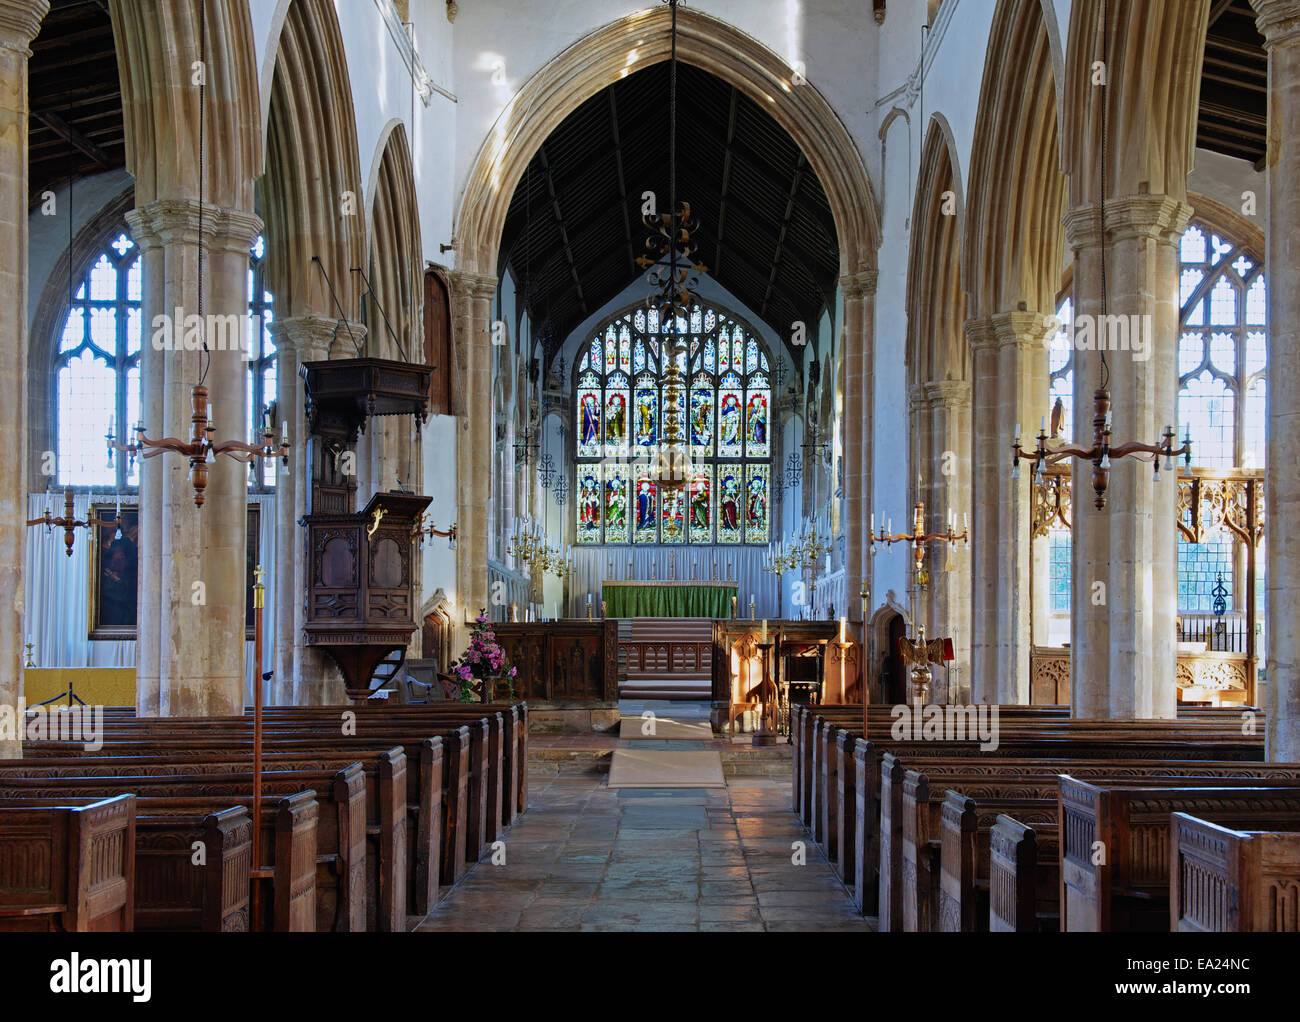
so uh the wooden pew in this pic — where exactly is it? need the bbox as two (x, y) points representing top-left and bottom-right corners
(1059, 777), (1300, 931)
(29, 720), (470, 902)
(1171, 812), (1300, 931)
(937, 790), (1057, 932)
(803, 704), (1264, 900)
(0, 794), (135, 932)
(871, 751), (1300, 930)
(989, 814), (1050, 931)
(0, 765), (373, 930)
(50, 707), (502, 894)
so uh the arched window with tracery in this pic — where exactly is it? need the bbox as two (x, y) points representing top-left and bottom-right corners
(573, 302), (773, 545)
(55, 230), (141, 490)
(1175, 222), (1266, 620)
(1176, 223), (1266, 471)
(53, 230), (277, 491)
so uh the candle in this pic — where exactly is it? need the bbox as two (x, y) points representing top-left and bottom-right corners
(761, 619), (768, 642)
(840, 616), (846, 643)
(282, 419), (289, 443)
(553, 601), (557, 619)
(108, 414), (115, 438)
(1014, 422), (1021, 442)
(1040, 416), (1046, 432)
(587, 593), (592, 606)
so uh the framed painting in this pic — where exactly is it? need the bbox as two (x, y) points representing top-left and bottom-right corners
(89, 502), (262, 641)
(88, 503), (139, 640)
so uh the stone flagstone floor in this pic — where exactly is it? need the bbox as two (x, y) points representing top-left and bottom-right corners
(417, 772), (874, 932)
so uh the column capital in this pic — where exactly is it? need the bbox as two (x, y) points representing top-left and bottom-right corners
(126, 199), (263, 255)
(270, 315), (368, 364)
(0, 0), (48, 52)
(839, 270), (879, 299)
(907, 382), (931, 411)
(447, 269), (497, 301)
(1063, 195), (1194, 249)
(922, 378), (972, 409)
(964, 316), (1000, 353)
(1252, 0), (1300, 46)
(990, 309), (1058, 350)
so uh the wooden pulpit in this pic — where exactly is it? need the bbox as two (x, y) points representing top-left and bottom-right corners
(300, 358), (434, 702)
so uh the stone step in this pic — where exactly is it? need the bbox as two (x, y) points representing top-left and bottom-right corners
(527, 743), (791, 777)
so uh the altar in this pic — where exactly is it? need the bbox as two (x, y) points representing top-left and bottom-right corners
(601, 580), (738, 618)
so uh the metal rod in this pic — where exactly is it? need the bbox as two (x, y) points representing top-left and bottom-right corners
(351, 266), (408, 361)
(311, 256), (362, 354)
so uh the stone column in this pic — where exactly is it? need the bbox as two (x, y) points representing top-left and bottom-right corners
(992, 310), (1056, 704)
(923, 379), (972, 703)
(127, 200), (261, 716)
(1064, 196), (1190, 719)
(1252, 0), (1300, 759)
(0, 0), (46, 755)
(841, 270), (877, 623)
(966, 319), (1000, 703)
(449, 270), (496, 639)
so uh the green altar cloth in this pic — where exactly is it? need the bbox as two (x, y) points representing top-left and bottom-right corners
(602, 581), (738, 618)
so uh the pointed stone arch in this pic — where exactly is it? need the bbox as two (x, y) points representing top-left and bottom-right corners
(964, 0), (1066, 321)
(907, 116), (967, 389)
(109, 0), (262, 208)
(259, 0), (367, 705)
(365, 121), (422, 362)
(454, 6), (880, 280)
(260, 0), (365, 323)
(905, 117), (970, 701)
(450, 6), (882, 623)
(1061, 0), (1209, 207)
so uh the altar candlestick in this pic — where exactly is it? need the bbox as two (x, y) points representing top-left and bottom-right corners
(840, 616), (846, 644)
(761, 619), (767, 642)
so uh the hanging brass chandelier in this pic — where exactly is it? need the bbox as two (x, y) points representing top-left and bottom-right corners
(26, 488), (121, 558)
(639, 0), (707, 492)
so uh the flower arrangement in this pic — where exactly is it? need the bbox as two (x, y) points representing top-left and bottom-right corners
(447, 611), (517, 703)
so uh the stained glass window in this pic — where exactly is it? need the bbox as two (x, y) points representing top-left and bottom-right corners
(574, 302), (773, 544)
(55, 231), (279, 491)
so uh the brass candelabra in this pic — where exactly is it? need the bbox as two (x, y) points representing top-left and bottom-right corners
(1011, 396), (1191, 510)
(26, 488), (121, 557)
(107, 385), (291, 508)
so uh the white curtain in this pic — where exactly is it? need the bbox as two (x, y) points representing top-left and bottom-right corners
(566, 545), (779, 618)
(24, 491), (279, 707)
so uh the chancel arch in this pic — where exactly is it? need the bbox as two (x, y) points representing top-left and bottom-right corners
(453, 4), (881, 624)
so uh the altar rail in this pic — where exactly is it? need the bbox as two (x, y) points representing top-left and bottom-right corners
(492, 621), (619, 702)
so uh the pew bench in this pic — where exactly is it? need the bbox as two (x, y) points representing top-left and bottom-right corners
(1171, 812), (1300, 931)
(0, 794), (135, 932)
